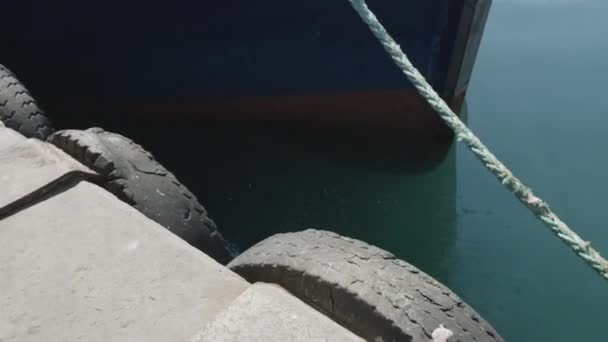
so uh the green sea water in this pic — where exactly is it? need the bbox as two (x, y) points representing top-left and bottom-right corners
(71, 1), (608, 340)
(452, 1), (608, 340)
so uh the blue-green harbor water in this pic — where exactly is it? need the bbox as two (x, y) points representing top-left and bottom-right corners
(78, 1), (608, 340)
(455, 1), (608, 339)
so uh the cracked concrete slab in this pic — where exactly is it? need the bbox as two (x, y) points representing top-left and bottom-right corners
(0, 181), (250, 342)
(0, 127), (97, 216)
(193, 283), (364, 342)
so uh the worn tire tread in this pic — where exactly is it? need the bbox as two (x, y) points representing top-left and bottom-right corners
(228, 229), (502, 342)
(47, 127), (232, 264)
(0, 65), (54, 139)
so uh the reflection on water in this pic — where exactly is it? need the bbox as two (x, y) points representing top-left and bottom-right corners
(150, 123), (458, 281)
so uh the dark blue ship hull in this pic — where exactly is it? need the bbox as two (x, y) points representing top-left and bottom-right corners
(3, 0), (490, 130)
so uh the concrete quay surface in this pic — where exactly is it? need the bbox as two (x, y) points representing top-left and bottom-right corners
(0, 125), (363, 342)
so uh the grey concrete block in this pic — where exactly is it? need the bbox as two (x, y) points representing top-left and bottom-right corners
(0, 181), (250, 342)
(0, 127), (97, 214)
(193, 283), (365, 342)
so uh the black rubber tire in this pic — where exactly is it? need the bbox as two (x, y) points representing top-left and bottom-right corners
(228, 229), (502, 342)
(47, 127), (233, 264)
(0, 65), (54, 140)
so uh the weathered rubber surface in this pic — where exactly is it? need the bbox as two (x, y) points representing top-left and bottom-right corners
(0, 65), (54, 140)
(47, 127), (233, 264)
(229, 229), (502, 342)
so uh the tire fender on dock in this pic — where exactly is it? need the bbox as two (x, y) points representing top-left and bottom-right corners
(47, 127), (233, 264)
(0, 64), (54, 140)
(229, 229), (502, 342)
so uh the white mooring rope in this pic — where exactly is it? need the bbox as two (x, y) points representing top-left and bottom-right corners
(348, 0), (608, 280)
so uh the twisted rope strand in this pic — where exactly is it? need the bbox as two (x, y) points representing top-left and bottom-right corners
(348, 0), (608, 280)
